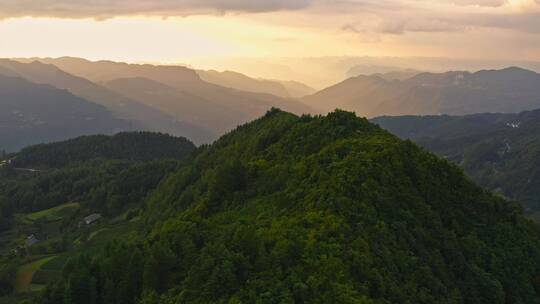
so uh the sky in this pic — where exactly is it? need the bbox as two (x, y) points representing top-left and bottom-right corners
(0, 0), (539, 66)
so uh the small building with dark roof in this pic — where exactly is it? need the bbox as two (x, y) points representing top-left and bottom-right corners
(25, 234), (39, 247)
(84, 213), (102, 225)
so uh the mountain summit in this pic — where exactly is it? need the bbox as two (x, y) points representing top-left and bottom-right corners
(39, 109), (540, 304)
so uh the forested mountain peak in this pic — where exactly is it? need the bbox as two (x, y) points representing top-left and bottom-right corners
(67, 109), (540, 304)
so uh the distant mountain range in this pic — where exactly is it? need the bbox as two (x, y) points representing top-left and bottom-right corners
(16, 57), (315, 138)
(6, 56), (540, 158)
(0, 59), (214, 144)
(304, 67), (540, 117)
(346, 65), (421, 80)
(373, 109), (540, 216)
(0, 74), (127, 152)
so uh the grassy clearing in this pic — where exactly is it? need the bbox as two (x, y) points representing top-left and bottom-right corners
(32, 255), (68, 285)
(15, 256), (56, 293)
(88, 228), (108, 241)
(25, 203), (79, 222)
(82, 220), (142, 252)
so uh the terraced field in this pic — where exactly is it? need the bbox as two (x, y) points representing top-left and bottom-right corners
(15, 256), (56, 293)
(24, 203), (80, 223)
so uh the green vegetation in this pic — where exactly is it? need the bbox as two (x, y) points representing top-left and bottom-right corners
(31, 256), (67, 286)
(0, 132), (195, 302)
(0, 131), (195, 234)
(15, 256), (56, 293)
(33, 110), (540, 304)
(2, 112), (540, 303)
(12, 131), (195, 168)
(25, 203), (80, 223)
(373, 109), (540, 214)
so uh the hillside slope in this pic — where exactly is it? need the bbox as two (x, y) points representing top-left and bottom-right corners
(197, 70), (316, 98)
(0, 59), (214, 144)
(38, 110), (540, 304)
(197, 70), (292, 97)
(0, 74), (127, 152)
(11, 132), (196, 168)
(373, 109), (540, 214)
(102, 77), (254, 133)
(0, 132), (197, 302)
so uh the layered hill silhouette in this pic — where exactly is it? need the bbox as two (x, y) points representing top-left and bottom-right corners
(305, 67), (540, 117)
(0, 59), (214, 144)
(374, 109), (540, 215)
(102, 77), (259, 133)
(197, 69), (315, 98)
(346, 65), (421, 80)
(19, 57), (315, 135)
(35, 109), (540, 303)
(0, 74), (127, 152)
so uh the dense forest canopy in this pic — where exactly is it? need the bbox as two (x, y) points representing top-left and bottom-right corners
(0, 132), (197, 300)
(10, 132), (196, 168)
(31, 109), (540, 304)
(0, 132), (195, 228)
(373, 109), (540, 214)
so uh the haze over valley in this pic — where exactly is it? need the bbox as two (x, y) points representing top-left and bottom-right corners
(2, 0), (540, 303)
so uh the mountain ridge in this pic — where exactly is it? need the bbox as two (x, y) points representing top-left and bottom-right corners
(304, 66), (540, 117)
(0, 74), (128, 152)
(0, 59), (214, 144)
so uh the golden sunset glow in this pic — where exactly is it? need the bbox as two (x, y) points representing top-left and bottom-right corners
(0, 0), (539, 86)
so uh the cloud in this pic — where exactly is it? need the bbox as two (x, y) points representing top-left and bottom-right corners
(343, 19), (465, 36)
(0, 0), (314, 19)
(376, 19), (466, 34)
(1, 0), (539, 37)
(336, 0), (540, 36)
(450, 0), (506, 7)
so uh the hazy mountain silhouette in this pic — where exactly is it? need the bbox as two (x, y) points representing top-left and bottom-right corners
(278, 79), (317, 97)
(371, 70), (421, 81)
(28, 57), (314, 109)
(27, 57), (315, 135)
(0, 59), (215, 144)
(0, 74), (127, 152)
(198, 70), (291, 97)
(346, 65), (421, 80)
(102, 77), (253, 133)
(305, 67), (540, 117)
(197, 70), (315, 98)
